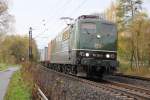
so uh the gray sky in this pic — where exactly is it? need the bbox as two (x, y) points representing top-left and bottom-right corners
(9, 0), (150, 49)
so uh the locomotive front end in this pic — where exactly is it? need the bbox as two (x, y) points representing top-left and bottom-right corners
(76, 15), (118, 76)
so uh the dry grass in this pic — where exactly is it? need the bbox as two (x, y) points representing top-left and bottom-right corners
(125, 67), (150, 78)
(21, 61), (40, 99)
(119, 61), (150, 78)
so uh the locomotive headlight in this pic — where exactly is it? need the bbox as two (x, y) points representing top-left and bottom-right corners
(106, 54), (110, 58)
(97, 35), (101, 39)
(85, 53), (89, 57)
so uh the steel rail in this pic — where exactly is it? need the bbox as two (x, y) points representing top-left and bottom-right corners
(113, 73), (150, 81)
(103, 79), (150, 100)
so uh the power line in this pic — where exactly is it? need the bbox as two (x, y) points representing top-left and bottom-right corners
(46, 0), (87, 34)
(46, 0), (74, 25)
(69, 0), (87, 17)
(35, 0), (73, 39)
(33, 29), (48, 38)
(49, 0), (87, 36)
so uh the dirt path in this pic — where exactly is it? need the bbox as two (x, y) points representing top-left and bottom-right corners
(0, 67), (19, 100)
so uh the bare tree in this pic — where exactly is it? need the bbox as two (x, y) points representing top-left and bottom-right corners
(0, 0), (15, 63)
(0, 0), (15, 34)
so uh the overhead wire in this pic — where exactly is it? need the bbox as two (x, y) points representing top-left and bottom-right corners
(45, 0), (74, 28)
(47, 0), (88, 38)
(46, 0), (88, 36)
(34, 0), (73, 39)
(46, 0), (74, 26)
(68, 0), (87, 17)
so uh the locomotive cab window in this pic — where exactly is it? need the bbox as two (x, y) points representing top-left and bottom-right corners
(81, 23), (96, 34)
(100, 23), (116, 36)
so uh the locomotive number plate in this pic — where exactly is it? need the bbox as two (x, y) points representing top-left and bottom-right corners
(95, 43), (102, 49)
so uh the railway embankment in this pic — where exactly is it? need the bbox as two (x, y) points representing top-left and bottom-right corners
(32, 66), (120, 100)
(20, 62), (150, 100)
(21, 63), (150, 100)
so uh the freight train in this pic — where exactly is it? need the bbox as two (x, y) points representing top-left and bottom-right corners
(40, 15), (118, 78)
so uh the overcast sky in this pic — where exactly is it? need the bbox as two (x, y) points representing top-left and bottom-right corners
(9, 0), (150, 49)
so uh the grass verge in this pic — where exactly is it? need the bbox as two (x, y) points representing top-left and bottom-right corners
(0, 63), (9, 71)
(4, 70), (32, 100)
(0, 63), (19, 71)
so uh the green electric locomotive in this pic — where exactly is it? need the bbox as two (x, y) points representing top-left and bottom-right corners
(48, 15), (117, 78)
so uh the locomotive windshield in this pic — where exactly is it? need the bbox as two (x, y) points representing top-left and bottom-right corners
(81, 23), (96, 34)
(100, 23), (116, 36)
(79, 21), (117, 51)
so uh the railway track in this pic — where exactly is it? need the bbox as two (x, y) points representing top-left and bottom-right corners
(104, 73), (150, 90)
(102, 79), (150, 100)
(38, 66), (150, 100)
(113, 73), (150, 81)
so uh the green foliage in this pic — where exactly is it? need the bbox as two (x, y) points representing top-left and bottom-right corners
(0, 63), (19, 71)
(116, 0), (150, 69)
(118, 37), (131, 59)
(128, 13), (150, 66)
(116, 0), (126, 32)
(0, 35), (38, 64)
(116, 0), (143, 32)
(0, 63), (8, 71)
(4, 70), (31, 100)
(118, 14), (150, 68)
(118, 61), (130, 73)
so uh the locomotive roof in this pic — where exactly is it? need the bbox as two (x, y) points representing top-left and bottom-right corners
(76, 15), (115, 24)
(77, 15), (99, 19)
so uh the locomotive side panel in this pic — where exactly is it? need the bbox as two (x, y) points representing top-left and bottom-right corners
(50, 28), (73, 64)
(48, 41), (52, 62)
(39, 47), (48, 65)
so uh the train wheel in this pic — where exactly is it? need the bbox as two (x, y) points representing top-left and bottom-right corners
(73, 65), (77, 75)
